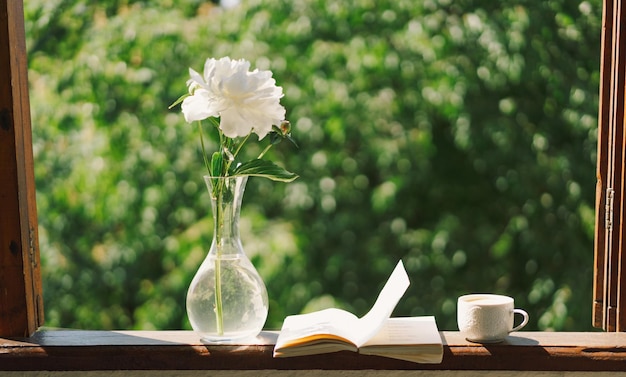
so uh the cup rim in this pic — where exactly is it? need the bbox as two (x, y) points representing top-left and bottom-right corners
(458, 293), (514, 305)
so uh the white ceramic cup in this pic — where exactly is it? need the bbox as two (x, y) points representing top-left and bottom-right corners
(457, 294), (529, 343)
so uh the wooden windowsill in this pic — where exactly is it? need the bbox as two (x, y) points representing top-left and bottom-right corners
(0, 330), (625, 372)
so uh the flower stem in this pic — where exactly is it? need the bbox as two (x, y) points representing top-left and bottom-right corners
(214, 254), (224, 335)
(223, 133), (250, 176)
(257, 143), (274, 159)
(198, 121), (212, 175)
(214, 185), (226, 336)
(213, 181), (226, 336)
(232, 133), (251, 162)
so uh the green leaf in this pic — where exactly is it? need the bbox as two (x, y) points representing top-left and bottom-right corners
(269, 123), (299, 148)
(232, 159), (299, 182)
(168, 93), (189, 109)
(210, 151), (224, 177)
(285, 133), (299, 148)
(269, 131), (283, 145)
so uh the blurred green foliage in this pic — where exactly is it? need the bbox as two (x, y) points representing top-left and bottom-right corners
(25, 0), (601, 331)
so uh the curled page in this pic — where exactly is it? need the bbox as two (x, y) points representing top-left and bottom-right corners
(354, 260), (410, 346)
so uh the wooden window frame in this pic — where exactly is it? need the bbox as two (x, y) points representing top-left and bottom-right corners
(2, 330), (626, 372)
(593, 0), (626, 332)
(0, 0), (43, 338)
(1, 0), (626, 373)
(0, 0), (623, 347)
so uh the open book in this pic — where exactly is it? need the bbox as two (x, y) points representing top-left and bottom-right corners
(273, 260), (443, 364)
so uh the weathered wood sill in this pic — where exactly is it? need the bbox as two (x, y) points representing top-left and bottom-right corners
(0, 331), (624, 372)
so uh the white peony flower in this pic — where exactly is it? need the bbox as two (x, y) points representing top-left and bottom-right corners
(181, 57), (286, 140)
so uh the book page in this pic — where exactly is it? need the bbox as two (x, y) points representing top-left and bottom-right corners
(360, 316), (443, 364)
(274, 308), (359, 349)
(361, 316), (442, 346)
(353, 260), (410, 346)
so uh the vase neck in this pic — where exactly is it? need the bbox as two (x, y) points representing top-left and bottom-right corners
(204, 176), (248, 255)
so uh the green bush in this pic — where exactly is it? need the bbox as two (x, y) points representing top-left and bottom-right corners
(26, 0), (601, 331)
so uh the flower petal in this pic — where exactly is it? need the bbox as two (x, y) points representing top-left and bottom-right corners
(181, 90), (216, 123)
(219, 107), (252, 138)
(187, 67), (206, 93)
(203, 58), (217, 82)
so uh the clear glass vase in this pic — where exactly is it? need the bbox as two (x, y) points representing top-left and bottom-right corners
(186, 175), (269, 342)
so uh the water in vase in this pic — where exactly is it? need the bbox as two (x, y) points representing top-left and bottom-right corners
(186, 252), (269, 341)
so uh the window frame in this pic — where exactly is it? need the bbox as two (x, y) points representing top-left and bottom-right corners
(0, 0), (623, 337)
(0, 0), (43, 337)
(593, 0), (626, 332)
(2, 330), (626, 372)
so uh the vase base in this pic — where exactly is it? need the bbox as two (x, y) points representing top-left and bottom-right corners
(199, 333), (261, 344)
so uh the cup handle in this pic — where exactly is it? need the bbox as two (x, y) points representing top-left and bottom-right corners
(511, 308), (529, 332)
